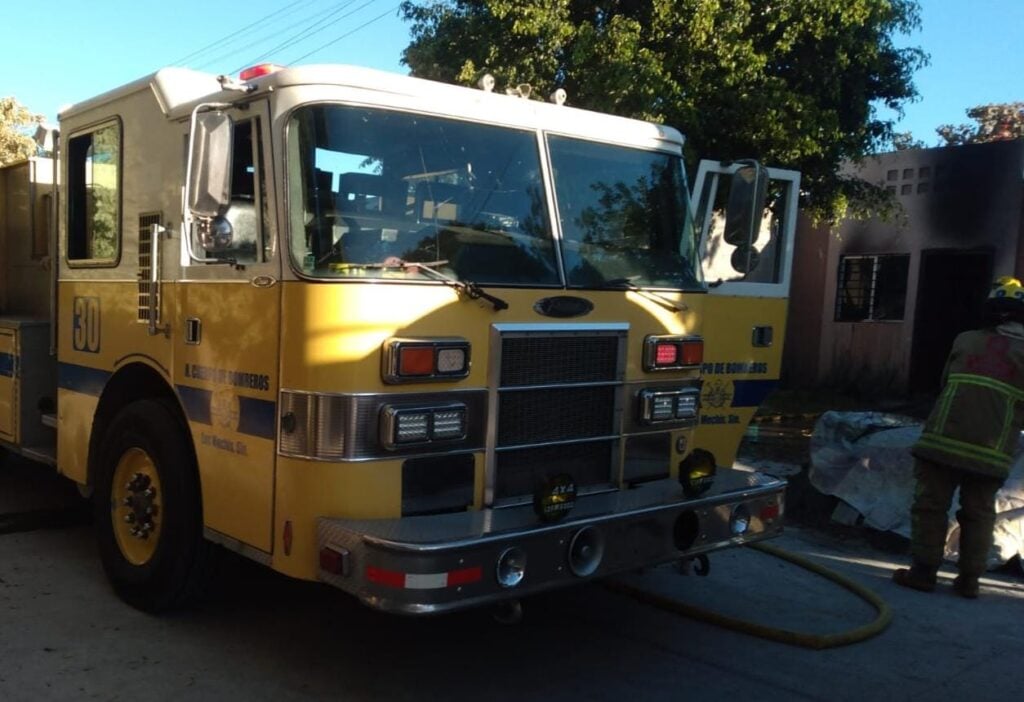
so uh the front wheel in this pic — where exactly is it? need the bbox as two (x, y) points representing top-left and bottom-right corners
(94, 398), (217, 612)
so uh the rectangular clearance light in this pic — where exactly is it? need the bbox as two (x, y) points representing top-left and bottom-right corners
(399, 347), (435, 377)
(643, 335), (703, 372)
(679, 340), (704, 367)
(383, 338), (471, 384)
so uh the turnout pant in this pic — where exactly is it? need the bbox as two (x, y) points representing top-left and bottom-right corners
(910, 458), (1004, 576)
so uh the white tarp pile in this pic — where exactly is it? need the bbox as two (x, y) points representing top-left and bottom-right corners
(809, 411), (1024, 569)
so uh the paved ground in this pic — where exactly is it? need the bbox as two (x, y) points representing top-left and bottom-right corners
(2, 450), (1023, 701)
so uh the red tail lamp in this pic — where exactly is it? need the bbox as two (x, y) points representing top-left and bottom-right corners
(655, 343), (679, 366)
(644, 335), (704, 371)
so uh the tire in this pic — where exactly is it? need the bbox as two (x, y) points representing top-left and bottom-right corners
(93, 398), (218, 612)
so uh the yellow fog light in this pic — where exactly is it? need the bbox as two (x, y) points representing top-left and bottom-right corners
(680, 448), (717, 497)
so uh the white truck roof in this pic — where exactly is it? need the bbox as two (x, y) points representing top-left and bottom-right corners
(60, 64), (684, 151)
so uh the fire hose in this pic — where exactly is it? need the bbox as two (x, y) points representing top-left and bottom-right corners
(605, 542), (892, 650)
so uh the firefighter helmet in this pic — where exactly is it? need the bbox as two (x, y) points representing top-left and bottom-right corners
(985, 276), (1024, 322)
(990, 276), (1024, 301)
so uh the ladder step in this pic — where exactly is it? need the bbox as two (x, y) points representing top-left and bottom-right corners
(20, 445), (57, 467)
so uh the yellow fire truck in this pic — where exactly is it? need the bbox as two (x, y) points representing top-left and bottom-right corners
(0, 63), (800, 614)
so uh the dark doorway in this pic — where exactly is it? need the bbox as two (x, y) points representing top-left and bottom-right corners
(909, 249), (993, 393)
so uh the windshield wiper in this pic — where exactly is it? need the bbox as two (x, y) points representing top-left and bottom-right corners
(371, 259), (509, 312)
(603, 277), (686, 313)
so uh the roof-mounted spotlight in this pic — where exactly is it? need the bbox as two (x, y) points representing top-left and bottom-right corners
(506, 83), (533, 99)
(549, 88), (567, 106)
(477, 73), (496, 92)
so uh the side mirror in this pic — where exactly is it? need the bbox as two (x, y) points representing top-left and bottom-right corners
(723, 161), (769, 273)
(187, 111), (234, 219)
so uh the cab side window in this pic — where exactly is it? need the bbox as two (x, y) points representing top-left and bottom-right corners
(67, 121), (121, 262)
(219, 119), (267, 263)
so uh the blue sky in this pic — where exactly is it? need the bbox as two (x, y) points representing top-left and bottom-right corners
(3, 0), (1021, 147)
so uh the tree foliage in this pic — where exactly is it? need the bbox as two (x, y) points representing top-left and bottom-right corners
(891, 131), (925, 151)
(400, 0), (927, 222)
(0, 97), (42, 167)
(936, 103), (1024, 146)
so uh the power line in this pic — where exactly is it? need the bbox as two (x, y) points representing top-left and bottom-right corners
(232, 0), (376, 72)
(197, 1), (361, 71)
(170, 0), (313, 66)
(288, 4), (402, 65)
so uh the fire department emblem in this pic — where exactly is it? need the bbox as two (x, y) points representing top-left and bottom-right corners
(702, 379), (733, 409)
(210, 387), (241, 431)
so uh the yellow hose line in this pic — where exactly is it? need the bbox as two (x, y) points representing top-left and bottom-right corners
(605, 541), (892, 650)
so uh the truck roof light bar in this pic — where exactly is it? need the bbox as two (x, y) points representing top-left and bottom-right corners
(239, 64), (283, 81)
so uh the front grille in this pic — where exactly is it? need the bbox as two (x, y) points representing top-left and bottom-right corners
(496, 441), (616, 499)
(498, 385), (617, 446)
(500, 335), (619, 386)
(491, 328), (626, 503)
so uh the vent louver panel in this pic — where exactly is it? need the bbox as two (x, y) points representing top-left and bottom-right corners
(137, 213), (162, 323)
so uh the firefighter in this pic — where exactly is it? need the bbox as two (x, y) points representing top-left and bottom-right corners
(893, 276), (1024, 598)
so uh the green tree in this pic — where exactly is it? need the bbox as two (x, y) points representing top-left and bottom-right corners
(0, 97), (43, 167)
(936, 102), (1024, 146)
(400, 0), (927, 222)
(86, 123), (121, 260)
(892, 131), (925, 151)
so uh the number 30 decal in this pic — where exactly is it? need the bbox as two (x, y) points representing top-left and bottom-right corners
(73, 296), (101, 353)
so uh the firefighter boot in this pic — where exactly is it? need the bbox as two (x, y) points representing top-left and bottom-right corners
(891, 563), (938, 592)
(952, 573), (980, 599)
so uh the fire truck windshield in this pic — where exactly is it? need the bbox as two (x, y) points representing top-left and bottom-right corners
(547, 136), (703, 290)
(287, 104), (702, 291)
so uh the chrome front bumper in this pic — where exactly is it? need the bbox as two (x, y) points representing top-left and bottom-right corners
(316, 469), (785, 615)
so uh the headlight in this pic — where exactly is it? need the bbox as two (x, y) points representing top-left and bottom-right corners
(675, 392), (699, 419)
(639, 388), (701, 424)
(380, 404), (467, 449)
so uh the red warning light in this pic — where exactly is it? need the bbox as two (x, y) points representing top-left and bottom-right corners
(239, 64), (283, 81)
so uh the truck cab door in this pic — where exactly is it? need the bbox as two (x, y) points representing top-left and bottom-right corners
(689, 162), (801, 469)
(176, 99), (281, 555)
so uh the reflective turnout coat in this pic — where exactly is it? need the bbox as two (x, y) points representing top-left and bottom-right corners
(913, 324), (1024, 479)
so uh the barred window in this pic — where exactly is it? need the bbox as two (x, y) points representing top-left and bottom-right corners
(835, 254), (910, 322)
